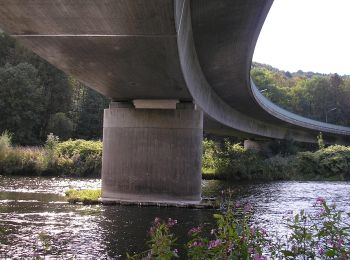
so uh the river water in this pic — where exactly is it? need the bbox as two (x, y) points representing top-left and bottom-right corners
(0, 176), (350, 259)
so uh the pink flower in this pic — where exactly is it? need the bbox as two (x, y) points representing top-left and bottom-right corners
(253, 254), (267, 260)
(316, 197), (325, 205)
(167, 218), (177, 227)
(208, 239), (222, 249)
(154, 217), (161, 224)
(244, 203), (253, 213)
(318, 247), (325, 255)
(188, 226), (202, 235)
(189, 241), (204, 248)
(250, 227), (256, 236)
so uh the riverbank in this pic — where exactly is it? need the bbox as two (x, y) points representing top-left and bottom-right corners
(202, 139), (350, 181)
(0, 132), (102, 177)
(1, 132), (350, 181)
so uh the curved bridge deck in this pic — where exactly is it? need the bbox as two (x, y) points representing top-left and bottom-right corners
(0, 0), (349, 144)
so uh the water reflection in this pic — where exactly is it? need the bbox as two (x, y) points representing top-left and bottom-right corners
(0, 176), (350, 258)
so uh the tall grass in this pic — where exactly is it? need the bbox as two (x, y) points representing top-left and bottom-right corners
(0, 131), (12, 161)
(0, 132), (102, 177)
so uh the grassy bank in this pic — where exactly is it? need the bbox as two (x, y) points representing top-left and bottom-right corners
(0, 132), (102, 177)
(1, 132), (350, 181)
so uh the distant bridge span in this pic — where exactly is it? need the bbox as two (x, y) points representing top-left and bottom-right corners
(0, 0), (349, 203)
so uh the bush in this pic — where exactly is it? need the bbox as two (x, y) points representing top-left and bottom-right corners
(202, 139), (218, 174)
(211, 141), (264, 180)
(55, 139), (102, 159)
(202, 139), (350, 181)
(0, 136), (102, 177)
(54, 139), (102, 177)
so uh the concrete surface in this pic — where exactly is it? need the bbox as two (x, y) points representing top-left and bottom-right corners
(0, 0), (349, 143)
(101, 102), (203, 203)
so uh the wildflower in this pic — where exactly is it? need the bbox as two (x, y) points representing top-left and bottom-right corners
(253, 254), (267, 260)
(154, 217), (161, 225)
(210, 229), (216, 235)
(167, 218), (177, 227)
(318, 247), (325, 256)
(149, 226), (156, 236)
(208, 239), (222, 249)
(173, 248), (179, 256)
(250, 226), (256, 236)
(317, 208), (326, 216)
(244, 203), (253, 213)
(189, 241), (204, 248)
(315, 197), (325, 205)
(188, 226), (202, 235)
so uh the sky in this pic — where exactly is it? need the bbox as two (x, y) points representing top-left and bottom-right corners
(253, 0), (350, 75)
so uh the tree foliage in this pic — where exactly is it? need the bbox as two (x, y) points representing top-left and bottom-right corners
(0, 32), (109, 144)
(252, 62), (350, 126)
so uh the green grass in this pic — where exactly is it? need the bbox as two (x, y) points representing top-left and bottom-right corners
(65, 189), (101, 204)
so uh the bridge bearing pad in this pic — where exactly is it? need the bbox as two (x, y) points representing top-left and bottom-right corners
(101, 102), (203, 204)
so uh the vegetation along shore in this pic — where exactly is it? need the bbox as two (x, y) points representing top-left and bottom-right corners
(1, 131), (350, 182)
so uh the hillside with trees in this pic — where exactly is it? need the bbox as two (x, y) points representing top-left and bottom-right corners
(251, 62), (350, 126)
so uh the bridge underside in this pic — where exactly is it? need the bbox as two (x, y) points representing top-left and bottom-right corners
(0, 0), (350, 203)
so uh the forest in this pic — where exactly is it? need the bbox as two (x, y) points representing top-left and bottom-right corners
(0, 33), (109, 145)
(0, 31), (349, 145)
(252, 62), (350, 126)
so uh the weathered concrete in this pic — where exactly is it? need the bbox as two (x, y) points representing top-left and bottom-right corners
(0, 0), (349, 143)
(244, 139), (272, 155)
(101, 102), (203, 203)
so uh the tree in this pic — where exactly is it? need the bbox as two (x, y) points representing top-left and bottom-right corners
(0, 63), (44, 144)
(47, 112), (73, 140)
(75, 88), (109, 139)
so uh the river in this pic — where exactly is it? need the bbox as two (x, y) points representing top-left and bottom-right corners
(0, 176), (350, 259)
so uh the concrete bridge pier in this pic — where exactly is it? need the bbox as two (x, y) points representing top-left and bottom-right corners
(101, 101), (203, 204)
(244, 139), (273, 155)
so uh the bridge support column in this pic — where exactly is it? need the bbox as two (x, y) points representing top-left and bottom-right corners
(244, 139), (272, 155)
(101, 102), (203, 204)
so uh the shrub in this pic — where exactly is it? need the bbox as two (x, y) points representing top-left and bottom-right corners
(0, 136), (102, 177)
(261, 155), (297, 180)
(55, 139), (102, 160)
(202, 139), (217, 173)
(43, 133), (59, 170)
(55, 139), (102, 177)
(214, 141), (264, 180)
(127, 218), (178, 260)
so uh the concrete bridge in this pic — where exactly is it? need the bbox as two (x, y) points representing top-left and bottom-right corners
(0, 0), (350, 204)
